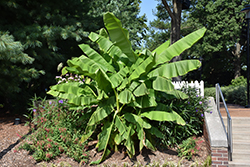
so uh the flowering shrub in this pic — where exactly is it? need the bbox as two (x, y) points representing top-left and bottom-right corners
(19, 97), (89, 163)
(55, 73), (85, 84)
(157, 86), (210, 146)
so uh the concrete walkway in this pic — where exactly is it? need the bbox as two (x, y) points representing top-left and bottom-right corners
(219, 103), (250, 167)
(219, 103), (250, 117)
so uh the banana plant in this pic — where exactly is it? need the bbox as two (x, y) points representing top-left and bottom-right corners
(47, 12), (206, 165)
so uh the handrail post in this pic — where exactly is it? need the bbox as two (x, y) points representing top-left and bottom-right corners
(228, 118), (232, 161)
(216, 84), (219, 113)
(215, 83), (232, 161)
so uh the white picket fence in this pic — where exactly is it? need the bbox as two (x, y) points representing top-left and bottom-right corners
(172, 80), (204, 97)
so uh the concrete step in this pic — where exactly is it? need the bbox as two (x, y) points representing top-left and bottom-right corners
(232, 124), (250, 131)
(232, 132), (250, 140)
(222, 124), (250, 133)
(229, 160), (250, 167)
(233, 141), (250, 151)
(222, 117), (250, 125)
(232, 151), (250, 161)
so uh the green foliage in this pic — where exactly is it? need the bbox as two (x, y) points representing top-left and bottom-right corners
(47, 12), (206, 164)
(0, 32), (42, 95)
(187, 0), (250, 84)
(157, 87), (209, 146)
(204, 78), (248, 106)
(231, 76), (247, 86)
(19, 97), (89, 163)
(177, 136), (202, 160)
(0, 0), (147, 113)
(146, 0), (250, 85)
(224, 85), (247, 106)
(204, 87), (216, 99)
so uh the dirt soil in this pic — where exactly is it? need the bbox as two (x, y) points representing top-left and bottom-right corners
(0, 113), (209, 167)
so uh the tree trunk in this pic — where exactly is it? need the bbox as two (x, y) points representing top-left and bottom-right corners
(232, 42), (241, 79)
(170, 0), (182, 62)
(162, 0), (182, 81)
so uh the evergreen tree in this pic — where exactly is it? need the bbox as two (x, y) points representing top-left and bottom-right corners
(0, 0), (147, 113)
(0, 32), (43, 109)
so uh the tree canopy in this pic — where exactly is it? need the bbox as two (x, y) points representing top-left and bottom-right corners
(0, 0), (147, 112)
(146, 0), (250, 86)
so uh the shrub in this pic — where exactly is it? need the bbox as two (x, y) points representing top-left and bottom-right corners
(224, 85), (246, 106)
(158, 87), (209, 146)
(231, 76), (246, 86)
(47, 12), (206, 164)
(205, 76), (247, 106)
(204, 87), (216, 99)
(20, 97), (89, 163)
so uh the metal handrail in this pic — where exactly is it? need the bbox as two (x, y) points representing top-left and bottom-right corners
(216, 83), (232, 161)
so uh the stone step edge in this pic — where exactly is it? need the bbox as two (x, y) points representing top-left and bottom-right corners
(233, 140), (250, 144)
(229, 160), (250, 164)
(232, 131), (250, 134)
(222, 117), (250, 119)
(231, 124), (250, 126)
(229, 161), (250, 166)
(233, 149), (250, 153)
(224, 123), (250, 126)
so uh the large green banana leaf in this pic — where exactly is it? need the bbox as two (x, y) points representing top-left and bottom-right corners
(90, 122), (113, 165)
(104, 12), (137, 63)
(154, 27), (206, 65)
(152, 39), (170, 55)
(78, 43), (115, 73)
(141, 111), (185, 125)
(148, 60), (201, 79)
(152, 76), (175, 92)
(89, 32), (129, 67)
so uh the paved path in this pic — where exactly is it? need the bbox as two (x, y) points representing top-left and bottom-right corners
(219, 103), (250, 117)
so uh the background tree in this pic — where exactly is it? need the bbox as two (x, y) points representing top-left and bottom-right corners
(147, 0), (250, 86)
(0, 0), (147, 113)
(0, 32), (43, 110)
(145, 1), (191, 51)
(186, 0), (250, 85)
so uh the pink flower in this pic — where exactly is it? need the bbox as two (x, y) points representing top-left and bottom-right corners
(47, 144), (52, 148)
(59, 147), (64, 152)
(46, 153), (51, 159)
(16, 133), (22, 138)
(47, 138), (52, 142)
(13, 150), (18, 153)
(45, 128), (50, 133)
(191, 149), (194, 153)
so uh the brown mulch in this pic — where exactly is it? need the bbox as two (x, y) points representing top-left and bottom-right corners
(0, 113), (209, 167)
